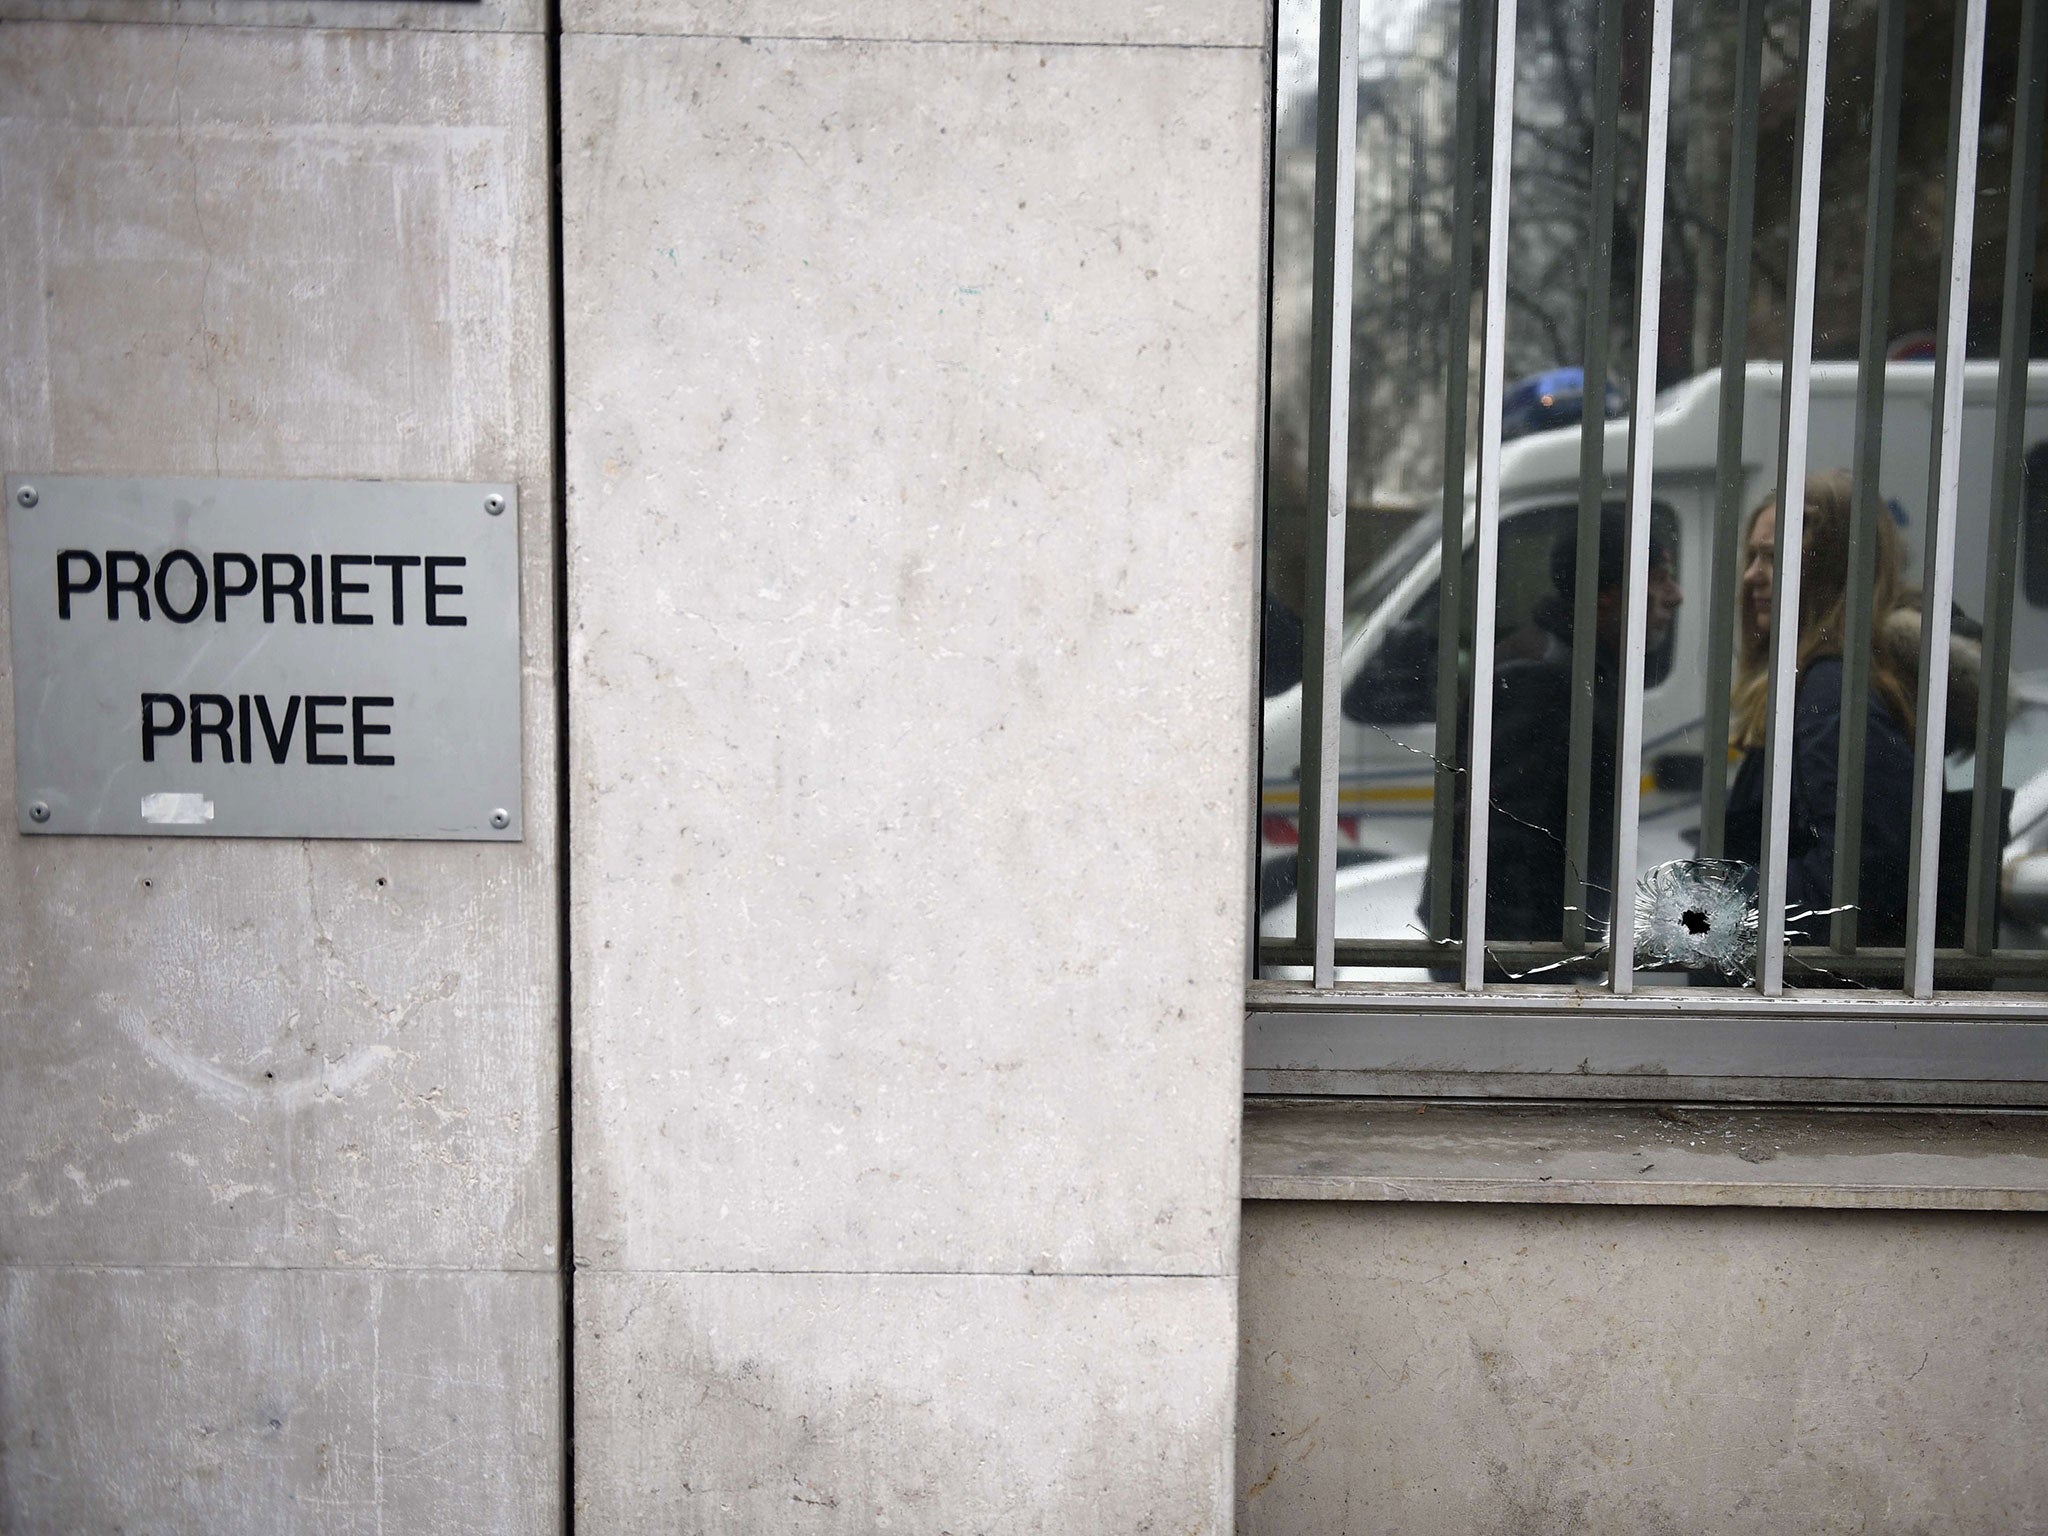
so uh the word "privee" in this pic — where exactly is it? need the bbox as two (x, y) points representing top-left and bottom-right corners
(141, 692), (396, 766)
(58, 549), (468, 626)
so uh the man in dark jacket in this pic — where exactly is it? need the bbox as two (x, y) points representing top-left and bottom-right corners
(1430, 506), (1682, 943)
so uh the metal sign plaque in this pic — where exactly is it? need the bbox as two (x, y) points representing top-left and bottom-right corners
(7, 475), (521, 840)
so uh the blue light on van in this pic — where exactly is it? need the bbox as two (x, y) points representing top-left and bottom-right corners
(1500, 367), (1627, 441)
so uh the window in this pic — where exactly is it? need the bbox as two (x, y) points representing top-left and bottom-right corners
(1253, 0), (2048, 1102)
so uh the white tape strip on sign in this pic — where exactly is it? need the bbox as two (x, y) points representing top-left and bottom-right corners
(140, 792), (215, 825)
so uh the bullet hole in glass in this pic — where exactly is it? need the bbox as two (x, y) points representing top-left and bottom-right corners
(1635, 859), (1758, 978)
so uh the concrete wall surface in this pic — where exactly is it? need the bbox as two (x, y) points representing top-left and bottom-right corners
(0, 17), (563, 1532)
(561, 3), (1268, 1528)
(1239, 1200), (2048, 1535)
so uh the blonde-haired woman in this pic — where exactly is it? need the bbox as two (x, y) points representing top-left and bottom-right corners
(1721, 469), (1922, 944)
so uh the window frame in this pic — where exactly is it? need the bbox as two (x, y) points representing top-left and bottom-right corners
(1253, 0), (2048, 1108)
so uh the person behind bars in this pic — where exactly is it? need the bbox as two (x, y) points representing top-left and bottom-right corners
(1722, 469), (1989, 949)
(1422, 504), (1683, 944)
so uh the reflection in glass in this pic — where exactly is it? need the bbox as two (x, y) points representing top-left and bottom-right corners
(1258, 0), (2048, 989)
(1722, 471), (1920, 948)
(1424, 502), (1682, 948)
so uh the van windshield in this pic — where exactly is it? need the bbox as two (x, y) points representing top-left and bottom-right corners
(1343, 511), (1444, 642)
(1342, 501), (1680, 728)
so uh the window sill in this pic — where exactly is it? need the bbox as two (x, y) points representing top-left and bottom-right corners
(1243, 1097), (2048, 1211)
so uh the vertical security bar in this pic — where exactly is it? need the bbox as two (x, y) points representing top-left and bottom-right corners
(1699, 0), (1767, 859)
(1429, 0), (1491, 944)
(1968, 0), (2048, 955)
(1831, 0), (1907, 954)
(1461, 0), (1521, 991)
(1608, 0), (1676, 994)
(1564, 0), (1624, 953)
(1298, 0), (1360, 990)
(1904, 0), (1987, 997)
(1757, 0), (1831, 997)
(1409, 119), (1428, 385)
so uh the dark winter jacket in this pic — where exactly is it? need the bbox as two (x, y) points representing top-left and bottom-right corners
(1721, 656), (1915, 943)
(1723, 613), (1996, 948)
(1422, 650), (1619, 943)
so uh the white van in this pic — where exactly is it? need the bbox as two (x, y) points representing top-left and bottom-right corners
(1260, 360), (2048, 949)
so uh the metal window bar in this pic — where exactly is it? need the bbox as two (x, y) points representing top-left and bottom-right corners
(1830, 0), (1907, 955)
(1607, 0), (1676, 996)
(1428, 0), (1492, 947)
(1564, 0), (1624, 955)
(1903, 0), (1989, 997)
(1698, 0), (1767, 861)
(1296, 0), (1361, 990)
(1251, 934), (2048, 983)
(1409, 119), (1427, 387)
(1967, 0), (2048, 956)
(1756, 0), (1832, 998)
(1459, 0), (1522, 992)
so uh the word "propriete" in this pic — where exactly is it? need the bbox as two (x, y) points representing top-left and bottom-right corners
(55, 549), (469, 627)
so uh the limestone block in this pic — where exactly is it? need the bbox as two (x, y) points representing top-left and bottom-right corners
(0, 24), (552, 483)
(1238, 1201), (2048, 1534)
(0, 1264), (562, 1536)
(563, 0), (1263, 46)
(0, 22), (559, 1269)
(564, 32), (1262, 1276)
(0, 0), (541, 33)
(575, 1270), (1234, 1533)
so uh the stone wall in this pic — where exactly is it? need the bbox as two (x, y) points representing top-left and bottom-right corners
(1240, 1199), (2048, 1534)
(0, 10), (563, 1529)
(560, 4), (1268, 1528)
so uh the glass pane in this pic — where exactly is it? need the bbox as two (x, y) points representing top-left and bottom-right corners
(1260, 0), (1471, 979)
(1608, 0), (2048, 992)
(1258, 0), (2048, 990)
